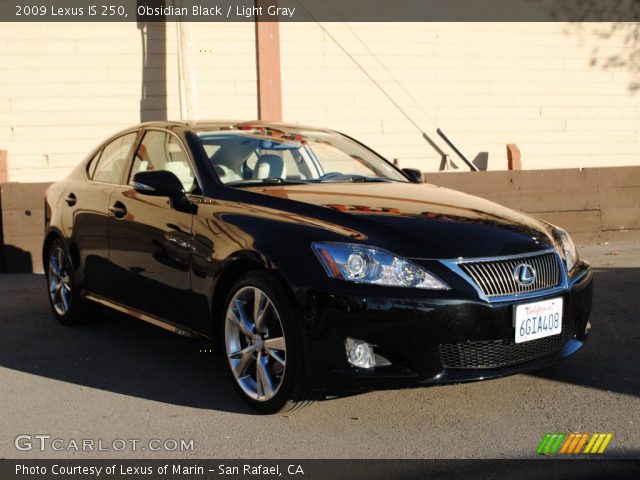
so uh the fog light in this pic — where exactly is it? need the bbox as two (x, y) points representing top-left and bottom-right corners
(345, 337), (376, 368)
(345, 337), (392, 368)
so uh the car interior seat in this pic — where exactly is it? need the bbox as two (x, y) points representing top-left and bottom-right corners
(166, 149), (196, 189)
(252, 154), (286, 180)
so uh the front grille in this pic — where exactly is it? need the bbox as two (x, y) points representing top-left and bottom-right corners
(459, 251), (561, 298)
(439, 320), (573, 369)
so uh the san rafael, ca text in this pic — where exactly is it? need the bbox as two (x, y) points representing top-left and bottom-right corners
(16, 464), (305, 477)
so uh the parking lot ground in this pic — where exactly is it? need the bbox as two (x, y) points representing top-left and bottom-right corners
(0, 242), (638, 459)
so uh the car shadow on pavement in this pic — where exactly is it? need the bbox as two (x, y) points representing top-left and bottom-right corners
(0, 275), (258, 415)
(1, 267), (638, 415)
(528, 267), (640, 398)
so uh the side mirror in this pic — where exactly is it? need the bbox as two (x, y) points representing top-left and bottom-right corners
(402, 168), (423, 183)
(131, 170), (185, 199)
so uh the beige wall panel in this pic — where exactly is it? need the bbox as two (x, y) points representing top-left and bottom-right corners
(600, 208), (640, 231)
(1, 21), (639, 182)
(585, 167), (640, 188)
(1, 209), (44, 237)
(280, 22), (640, 173)
(1, 22), (257, 182)
(524, 210), (602, 234)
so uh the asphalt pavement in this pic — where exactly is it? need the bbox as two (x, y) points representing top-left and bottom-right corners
(0, 242), (638, 459)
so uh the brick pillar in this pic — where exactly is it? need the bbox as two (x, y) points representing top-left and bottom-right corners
(0, 150), (7, 183)
(507, 144), (522, 170)
(255, 1), (282, 121)
(0, 151), (5, 271)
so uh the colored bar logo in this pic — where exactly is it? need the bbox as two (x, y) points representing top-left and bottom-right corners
(537, 433), (613, 455)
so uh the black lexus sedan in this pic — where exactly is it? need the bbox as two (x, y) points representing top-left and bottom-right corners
(43, 121), (593, 413)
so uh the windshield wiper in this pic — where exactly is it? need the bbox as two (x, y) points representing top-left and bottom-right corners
(230, 178), (311, 187)
(350, 176), (393, 183)
(319, 174), (393, 183)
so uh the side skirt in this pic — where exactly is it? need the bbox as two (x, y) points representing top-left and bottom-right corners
(83, 292), (203, 339)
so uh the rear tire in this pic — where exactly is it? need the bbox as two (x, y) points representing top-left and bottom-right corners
(45, 239), (100, 325)
(221, 271), (318, 413)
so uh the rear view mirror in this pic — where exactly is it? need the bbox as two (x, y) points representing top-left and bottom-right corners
(131, 170), (185, 200)
(259, 139), (301, 150)
(401, 168), (423, 183)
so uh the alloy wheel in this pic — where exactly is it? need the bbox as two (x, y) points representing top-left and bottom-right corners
(48, 247), (72, 316)
(224, 286), (287, 401)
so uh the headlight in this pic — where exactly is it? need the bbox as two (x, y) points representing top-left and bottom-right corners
(555, 227), (578, 272)
(312, 242), (450, 290)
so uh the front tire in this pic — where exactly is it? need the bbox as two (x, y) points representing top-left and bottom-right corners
(222, 271), (315, 413)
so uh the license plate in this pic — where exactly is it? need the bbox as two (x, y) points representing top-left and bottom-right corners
(514, 298), (563, 344)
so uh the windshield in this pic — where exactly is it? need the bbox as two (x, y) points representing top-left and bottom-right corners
(195, 127), (408, 185)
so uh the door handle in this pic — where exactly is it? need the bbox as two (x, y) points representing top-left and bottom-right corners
(165, 233), (191, 250)
(109, 202), (127, 219)
(64, 193), (77, 206)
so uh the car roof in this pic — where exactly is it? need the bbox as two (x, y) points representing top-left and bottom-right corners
(138, 120), (336, 134)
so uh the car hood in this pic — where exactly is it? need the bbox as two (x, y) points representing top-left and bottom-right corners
(242, 182), (557, 259)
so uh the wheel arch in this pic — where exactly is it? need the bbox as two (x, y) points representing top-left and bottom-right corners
(42, 229), (82, 275)
(42, 229), (63, 268)
(210, 253), (300, 335)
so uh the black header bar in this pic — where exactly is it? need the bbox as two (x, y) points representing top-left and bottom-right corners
(1, 0), (640, 22)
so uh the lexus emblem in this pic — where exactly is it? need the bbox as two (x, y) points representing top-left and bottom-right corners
(513, 263), (536, 286)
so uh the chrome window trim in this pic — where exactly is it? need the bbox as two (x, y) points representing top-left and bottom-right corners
(440, 248), (569, 304)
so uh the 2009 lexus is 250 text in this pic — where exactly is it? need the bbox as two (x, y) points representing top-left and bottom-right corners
(43, 121), (593, 413)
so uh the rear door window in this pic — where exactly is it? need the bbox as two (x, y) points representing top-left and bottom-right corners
(93, 132), (138, 184)
(86, 149), (103, 179)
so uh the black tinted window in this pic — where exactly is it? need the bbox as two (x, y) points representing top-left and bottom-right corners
(93, 133), (137, 184)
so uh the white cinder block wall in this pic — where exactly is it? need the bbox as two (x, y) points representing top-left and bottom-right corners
(0, 22), (257, 182)
(1, 21), (639, 182)
(280, 22), (640, 172)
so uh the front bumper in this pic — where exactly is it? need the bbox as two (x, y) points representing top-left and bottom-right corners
(291, 260), (593, 394)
